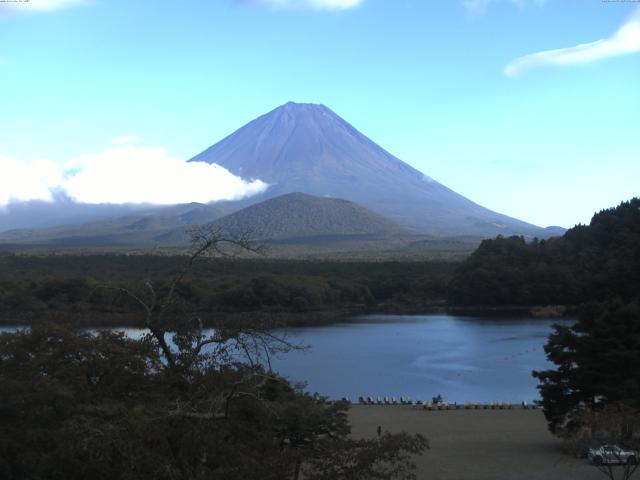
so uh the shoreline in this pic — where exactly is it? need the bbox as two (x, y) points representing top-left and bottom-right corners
(0, 304), (575, 328)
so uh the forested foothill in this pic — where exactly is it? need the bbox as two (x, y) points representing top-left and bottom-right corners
(0, 254), (455, 327)
(450, 198), (640, 307)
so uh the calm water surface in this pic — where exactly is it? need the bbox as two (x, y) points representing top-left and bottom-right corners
(270, 314), (571, 403)
(1, 315), (571, 403)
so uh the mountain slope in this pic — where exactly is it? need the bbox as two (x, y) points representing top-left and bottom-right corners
(0, 198), (161, 233)
(190, 102), (553, 237)
(0, 193), (406, 246)
(209, 192), (407, 240)
(0, 203), (225, 245)
(0, 193), (482, 257)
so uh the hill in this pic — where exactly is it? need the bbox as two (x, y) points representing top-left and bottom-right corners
(190, 102), (555, 238)
(449, 198), (640, 306)
(209, 192), (406, 239)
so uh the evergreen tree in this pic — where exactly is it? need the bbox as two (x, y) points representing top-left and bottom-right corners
(450, 198), (640, 307)
(534, 300), (640, 434)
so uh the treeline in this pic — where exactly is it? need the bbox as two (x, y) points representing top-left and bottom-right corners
(0, 255), (456, 326)
(449, 198), (640, 306)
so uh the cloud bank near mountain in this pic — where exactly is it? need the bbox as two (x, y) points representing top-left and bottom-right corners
(0, 146), (267, 208)
(0, 155), (62, 207)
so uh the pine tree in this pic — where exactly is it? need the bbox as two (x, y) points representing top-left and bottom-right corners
(534, 300), (640, 435)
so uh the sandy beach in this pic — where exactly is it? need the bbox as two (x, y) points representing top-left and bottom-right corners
(349, 406), (605, 480)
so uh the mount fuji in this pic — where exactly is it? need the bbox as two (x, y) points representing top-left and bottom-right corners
(190, 102), (553, 237)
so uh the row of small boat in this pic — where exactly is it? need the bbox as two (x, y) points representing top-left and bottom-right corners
(358, 396), (414, 405)
(418, 401), (536, 410)
(356, 396), (538, 409)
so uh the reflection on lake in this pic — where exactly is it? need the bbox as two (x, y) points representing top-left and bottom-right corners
(270, 315), (571, 403)
(0, 315), (571, 404)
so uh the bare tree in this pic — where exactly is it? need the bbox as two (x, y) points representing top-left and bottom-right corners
(569, 404), (640, 480)
(86, 226), (428, 480)
(93, 225), (305, 415)
(100, 226), (264, 361)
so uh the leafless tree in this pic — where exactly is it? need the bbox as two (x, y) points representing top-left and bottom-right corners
(569, 404), (640, 480)
(94, 225), (305, 420)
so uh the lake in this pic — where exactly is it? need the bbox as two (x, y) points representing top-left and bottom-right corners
(0, 314), (570, 404)
(270, 314), (570, 404)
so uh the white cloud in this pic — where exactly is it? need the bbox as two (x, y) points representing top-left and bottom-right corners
(463, 0), (499, 15)
(0, 0), (87, 14)
(246, 0), (363, 11)
(505, 8), (640, 77)
(463, 0), (546, 15)
(0, 146), (268, 207)
(0, 155), (63, 208)
(111, 135), (141, 145)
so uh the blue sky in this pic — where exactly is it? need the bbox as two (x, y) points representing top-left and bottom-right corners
(0, 0), (638, 227)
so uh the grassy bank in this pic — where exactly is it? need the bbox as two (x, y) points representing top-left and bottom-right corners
(349, 406), (602, 480)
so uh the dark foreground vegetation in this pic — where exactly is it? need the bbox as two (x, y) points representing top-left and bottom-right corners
(0, 229), (428, 480)
(0, 322), (427, 480)
(0, 254), (456, 327)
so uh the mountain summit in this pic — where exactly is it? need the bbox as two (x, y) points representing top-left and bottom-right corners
(190, 102), (548, 237)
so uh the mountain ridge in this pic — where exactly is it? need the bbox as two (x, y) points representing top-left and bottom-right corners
(0, 193), (483, 258)
(0, 193), (407, 246)
(189, 102), (553, 237)
(0, 203), (225, 245)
